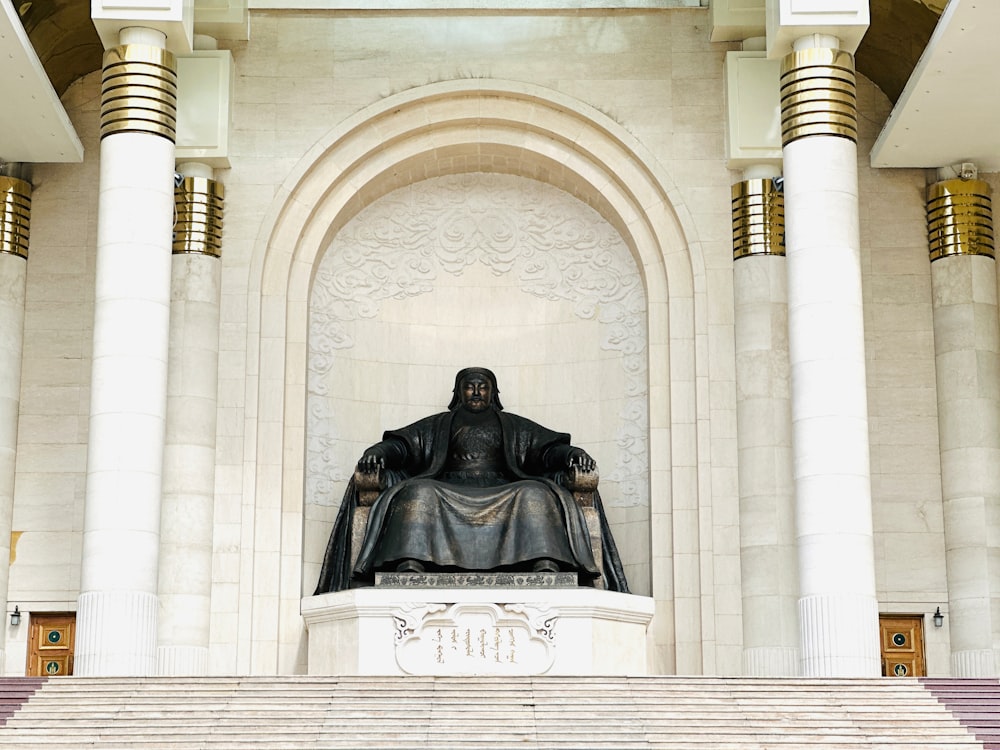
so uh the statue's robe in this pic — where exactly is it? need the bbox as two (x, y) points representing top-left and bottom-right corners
(314, 408), (630, 593)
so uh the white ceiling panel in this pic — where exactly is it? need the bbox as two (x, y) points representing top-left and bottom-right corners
(871, 0), (1000, 172)
(0, 0), (83, 164)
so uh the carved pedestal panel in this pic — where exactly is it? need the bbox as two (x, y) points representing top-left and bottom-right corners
(302, 587), (654, 676)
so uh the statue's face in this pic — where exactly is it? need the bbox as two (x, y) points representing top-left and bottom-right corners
(460, 374), (493, 412)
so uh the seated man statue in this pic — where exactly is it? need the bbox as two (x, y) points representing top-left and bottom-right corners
(314, 367), (629, 593)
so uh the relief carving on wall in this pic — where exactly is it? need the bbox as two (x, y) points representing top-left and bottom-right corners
(307, 173), (648, 510)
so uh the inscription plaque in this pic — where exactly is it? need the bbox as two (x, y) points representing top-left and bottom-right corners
(392, 602), (557, 675)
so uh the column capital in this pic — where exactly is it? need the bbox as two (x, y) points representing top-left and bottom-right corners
(92, 2), (194, 54)
(766, 0), (869, 59)
(724, 51), (782, 169)
(710, 0), (765, 43)
(175, 50), (235, 168)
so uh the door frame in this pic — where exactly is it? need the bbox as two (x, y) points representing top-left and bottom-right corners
(26, 611), (76, 677)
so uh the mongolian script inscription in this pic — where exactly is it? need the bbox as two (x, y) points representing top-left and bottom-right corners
(393, 602), (556, 676)
(431, 626), (519, 665)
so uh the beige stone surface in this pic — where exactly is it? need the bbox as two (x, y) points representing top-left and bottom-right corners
(1, 8), (962, 678)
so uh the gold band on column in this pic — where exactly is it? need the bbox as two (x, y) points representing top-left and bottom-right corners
(780, 48), (857, 146)
(0, 177), (31, 259)
(101, 44), (178, 142)
(927, 179), (995, 261)
(732, 178), (785, 260)
(173, 177), (225, 257)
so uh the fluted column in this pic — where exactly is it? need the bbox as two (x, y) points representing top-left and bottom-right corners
(76, 28), (177, 676)
(156, 163), (223, 675)
(781, 36), (879, 676)
(927, 172), (1000, 677)
(0, 172), (30, 675)
(733, 171), (801, 676)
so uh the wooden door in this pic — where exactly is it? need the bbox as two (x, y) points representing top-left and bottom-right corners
(27, 613), (75, 677)
(880, 614), (925, 677)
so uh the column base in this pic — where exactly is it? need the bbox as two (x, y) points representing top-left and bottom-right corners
(799, 593), (880, 677)
(743, 646), (800, 676)
(156, 645), (209, 676)
(952, 649), (998, 677)
(76, 591), (157, 676)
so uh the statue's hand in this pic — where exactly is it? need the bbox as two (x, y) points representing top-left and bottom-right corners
(566, 448), (596, 472)
(357, 451), (386, 474)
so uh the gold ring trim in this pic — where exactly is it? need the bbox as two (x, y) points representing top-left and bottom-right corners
(100, 44), (178, 142)
(732, 178), (785, 260)
(173, 177), (225, 257)
(0, 176), (31, 259)
(782, 122), (858, 145)
(781, 88), (856, 110)
(927, 178), (995, 261)
(103, 44), (176, 71)
(780, 48), (857, 146)
(780, 48), (855, 76)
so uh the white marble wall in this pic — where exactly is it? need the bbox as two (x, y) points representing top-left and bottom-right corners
(0, 8), (969, 677)
(855, 81), (955, 675)
(3, 75), (99, 676)
(0, 253), (27, 675)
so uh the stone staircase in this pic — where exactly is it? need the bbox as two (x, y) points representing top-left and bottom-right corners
(923, 679), (1000, 749)
(0, 678), (43, 723)
(0, 676), (995, 749)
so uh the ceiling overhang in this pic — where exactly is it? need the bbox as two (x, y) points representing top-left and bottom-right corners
(872, 0), (1000, 172)
(0, 0), (83, 163)
(3, 0), (995, 173)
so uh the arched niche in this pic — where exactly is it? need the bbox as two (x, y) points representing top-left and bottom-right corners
(305, 172), (651, 592)
(246, 79), (706, 675)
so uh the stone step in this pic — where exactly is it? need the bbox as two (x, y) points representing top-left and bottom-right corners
(0, 675), (991, 749)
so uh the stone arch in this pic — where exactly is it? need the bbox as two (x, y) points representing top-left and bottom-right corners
(245, 79), (707, 674)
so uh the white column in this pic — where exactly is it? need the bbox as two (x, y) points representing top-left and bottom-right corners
(0, 174), (29, 675)
(927, 171), (1000, 676)
(781, 36), (879, 676)
(733, 168), (801, 676)
(76, 27), (177, 676)
(157, 163), (223, 675)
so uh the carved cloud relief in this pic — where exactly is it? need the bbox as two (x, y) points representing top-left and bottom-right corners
(306, 173), (649, 513)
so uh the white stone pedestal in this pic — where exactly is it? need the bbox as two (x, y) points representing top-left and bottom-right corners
(302, 588), (654, 676)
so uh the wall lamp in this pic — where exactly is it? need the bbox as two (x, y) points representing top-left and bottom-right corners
(9, 606), (20, 626)
(933, 607), (944, 628)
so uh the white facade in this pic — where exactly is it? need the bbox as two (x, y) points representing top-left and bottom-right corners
(3, 2), (994, 678)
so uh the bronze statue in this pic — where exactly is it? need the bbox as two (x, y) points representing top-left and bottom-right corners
(314, 367), (629, 593)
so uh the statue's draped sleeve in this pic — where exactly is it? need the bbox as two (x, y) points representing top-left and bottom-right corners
(312, 416), (442, 595)
(496, 412), (630, 593)
(382, 414), (449, 477)
(312, 477), (356, 595)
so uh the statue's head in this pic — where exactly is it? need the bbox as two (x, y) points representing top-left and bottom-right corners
(448, 367), (504, 412)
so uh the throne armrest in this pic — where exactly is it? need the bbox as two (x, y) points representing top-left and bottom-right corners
(565, 465), (598, 508)
(354, 467), (384, 507)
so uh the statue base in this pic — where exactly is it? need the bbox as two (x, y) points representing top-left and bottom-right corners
(373, 571), (579, 588)
(302, 585), (654, 676)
